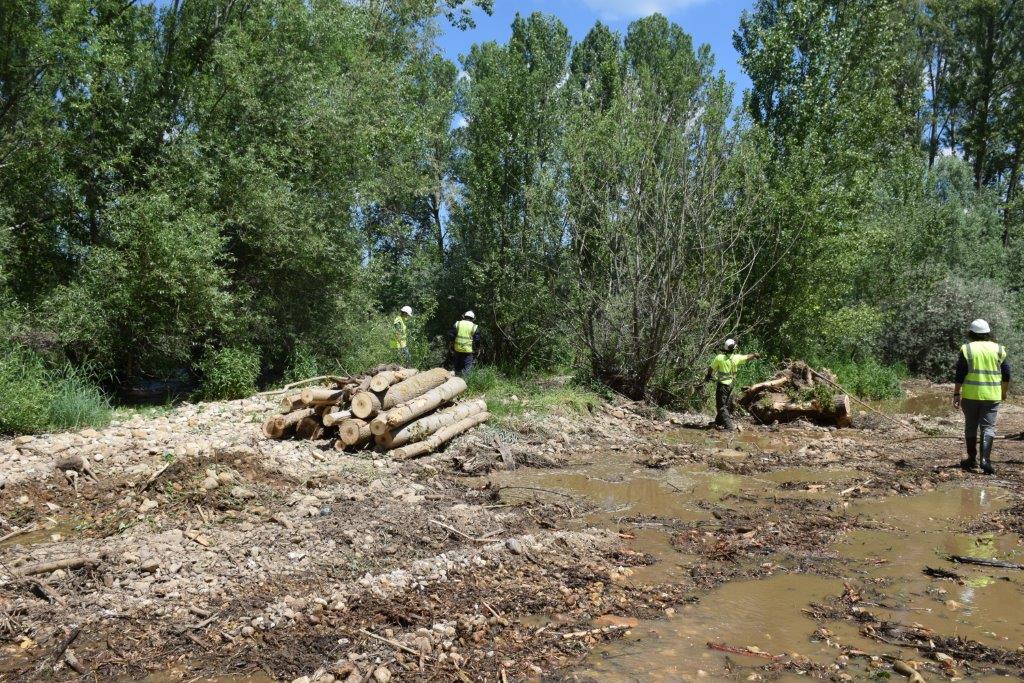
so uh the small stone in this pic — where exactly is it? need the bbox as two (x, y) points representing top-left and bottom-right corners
(139, 498), (159, 513)
(230, 485), (257, 499)
(201, 476), (219, 491)
(505, 539), (525, 555)
(140, 559), (160, 573)
(372, 666), (391, 683)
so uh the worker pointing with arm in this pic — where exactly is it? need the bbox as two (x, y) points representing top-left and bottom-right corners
(705, 339), (761, 431)
(953, 319), (1010, 474)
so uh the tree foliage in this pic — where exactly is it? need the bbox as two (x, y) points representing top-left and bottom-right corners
(2, 0), (1023, 414)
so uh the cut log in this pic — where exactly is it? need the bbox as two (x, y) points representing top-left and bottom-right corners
(322, 409), (353, 428)
(377, 399), (487, 449)
(271, 408), (315, 437)
(339, 419), (372, 447)
(262, 416), (283, 438)
(375, 377), (468, 435)
(381, 368), (451, 410)
(299, 387), (345, 406)
(369, 368), (419, 393)
(295, 416), (323, 441)
(391, 412), (491, 461)
(351, 392), (383, 420)
(279, 393), (305, 413)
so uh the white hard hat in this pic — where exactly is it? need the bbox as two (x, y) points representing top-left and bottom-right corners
(400, 305), (413, 316)
(724, 338), (737, 350)
(464, 310), (476, 320)
(969, 318), (990, 334)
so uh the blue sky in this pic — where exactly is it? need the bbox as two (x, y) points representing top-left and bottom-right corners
(436, 0), (755, 101)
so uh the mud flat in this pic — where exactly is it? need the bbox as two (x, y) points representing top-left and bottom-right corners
(2, 386), (1024, 681)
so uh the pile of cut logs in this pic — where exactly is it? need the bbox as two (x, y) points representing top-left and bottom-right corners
(261, 366), (490, 460)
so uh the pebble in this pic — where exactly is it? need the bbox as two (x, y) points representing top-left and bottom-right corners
(201, 476), (219, 491)
(139, 498), (159, 513)
(230, 485), (257, 499)
(372, 667), (392, 683)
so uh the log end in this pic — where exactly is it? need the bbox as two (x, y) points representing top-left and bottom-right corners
(369, 416), (389, 436)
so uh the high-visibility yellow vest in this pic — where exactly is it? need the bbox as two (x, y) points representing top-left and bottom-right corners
(454, 320), (477, 354)
(711, 353), (751, 386)
(961, 341), (1006, 401)
(391, 315), (407, 350)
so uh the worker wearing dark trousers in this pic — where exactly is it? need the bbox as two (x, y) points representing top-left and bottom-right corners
(450, 310), (480, 377)
(705, 339), (760, 431)
(953, 319), (1011, 474)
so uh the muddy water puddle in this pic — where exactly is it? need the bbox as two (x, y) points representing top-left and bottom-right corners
(573, 574), (852, 682)
(481, 425), (1024, 681)
(838, 486), (1024, 652)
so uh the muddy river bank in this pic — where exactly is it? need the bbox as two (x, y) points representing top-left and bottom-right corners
(2, 383), (1024, 681)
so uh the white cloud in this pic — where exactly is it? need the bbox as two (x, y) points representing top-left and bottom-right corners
(580, 0), (709, 21)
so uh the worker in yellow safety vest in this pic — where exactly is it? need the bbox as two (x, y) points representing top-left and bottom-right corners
(449, 310), (480, 376)
(953, 319), (1011, 474)
(391, 305), (413, 362)
(704, 339), (761, 431)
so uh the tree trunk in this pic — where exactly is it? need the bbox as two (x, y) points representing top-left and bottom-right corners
(279, 394), (305, 412)
(351, 391), (383, 419)
(270, 408), (315, 438)
(390, 412), (491, 461)
(300, 387), (345, 406)
(372, 377), (467, 435)
(322, 409), (353, 428)
(296, 416), (323, 440)
(381, 368), (451, 409)
(369, 368), (418, 393)
(377, 399), (487, 449)
(339, 419), (372, 447)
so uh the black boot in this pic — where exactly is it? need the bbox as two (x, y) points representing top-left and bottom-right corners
(959, 456), (977, 471)
(980, 436), (995, 475)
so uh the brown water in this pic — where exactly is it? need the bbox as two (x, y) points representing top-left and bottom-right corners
(481, 434), (1024, 680)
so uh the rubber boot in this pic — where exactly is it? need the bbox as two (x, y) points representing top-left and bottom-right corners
(959, 456), (977, 471)
(980, 435), (995, 475)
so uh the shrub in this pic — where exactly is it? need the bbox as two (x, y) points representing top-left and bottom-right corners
(198, 346), (260, 400)
(464, 366), (501, 393)
(0, 348), (52, 434)
(882, 274), (1022, 380)
(47, 363), (113, 430)
(828, 359), (905, 400)
(283, 344), (321, 385)
(0, 347), (111, 434)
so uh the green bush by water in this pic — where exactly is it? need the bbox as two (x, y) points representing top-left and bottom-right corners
(198, 346), (261, 400)
(828, 359), (905, 400)
(0, 347), (111, 434)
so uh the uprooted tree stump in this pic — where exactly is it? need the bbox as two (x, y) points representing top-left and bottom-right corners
(738, 361), (851, 427)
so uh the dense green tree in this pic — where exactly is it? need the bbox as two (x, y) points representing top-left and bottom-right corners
(447, 12), (571, 370)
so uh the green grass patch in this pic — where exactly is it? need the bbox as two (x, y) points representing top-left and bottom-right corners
(0, 347), (112, 434)
(464, 367), (600, 421)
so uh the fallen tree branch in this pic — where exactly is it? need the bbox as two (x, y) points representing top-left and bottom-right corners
(428, 519), (497, 543)
(0, 524), (38, 544)
(706, 641), (782, 659)
(947, 555), (1024, 570)
(359, 628), (429, 659)
(17, 554), (103, 577)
